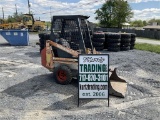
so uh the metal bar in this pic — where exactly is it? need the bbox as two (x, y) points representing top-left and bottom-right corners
(48, 40), (79, 57)
(85, 19), (94, 51)
(53, 57), (78, 62)
(77, 18), (86, 54)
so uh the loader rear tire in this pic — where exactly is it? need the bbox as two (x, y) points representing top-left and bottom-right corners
(54, 65), (72, 85)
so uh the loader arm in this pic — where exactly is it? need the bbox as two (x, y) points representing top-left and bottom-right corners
(41, 40), (80, 70)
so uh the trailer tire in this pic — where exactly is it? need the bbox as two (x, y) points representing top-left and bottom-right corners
(121, 46), (130, 51)
(121, 38), (131, 43)
(108, 47), (120, 52)
(131, 33), (136, 38)
(95, 46), (104, 51)
(93, 33), (105, 38)
(109, 43), (120, 47)
(92, 38), (105, 43)
(54, 65), (72, 85)
(38, 33), (44, 39)
(131, 39), (136, 43)
(92, 41), (104, 47)
(130, 45), (134, 50)
(108, 39), (121, 43)
(121, 33), (131, 39)
(39, 39), (45, 45)
(44, 34), (50, 40)
(121, 43), (130, 47)
(108, 33), (121, 39)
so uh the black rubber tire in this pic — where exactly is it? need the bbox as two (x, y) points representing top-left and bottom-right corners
(121, 43), (131, 47)
(92, 38), (105, 43)
(92, 41), (104, 47)
(120, 46), (130, 51)
(90, 30), (93, 36)
(121, 38), (131, 43)
(44, 34), (50, 40)
(40, 44), (45, 48)
(95, 46), (104, 51)
(104, 44), (108, 49)
(93, 33), (105, 38)
(38, 33), (45, 39)
(109, 43), (120, 47)
(130, 41), (135, 45)
(130, 45), (135, 50)
(107, 39), (121, 43)
(131, 33), (136, 38)
(39, 39), (46, 45)
(130, 43), (135, 46)
(131, 38), (136, 42)
(108, 33), (121, 39)
(54, 65), (72, 85)
(40, 48), (43, 53)
(108, 47), (120, 52)
(121, 33), (131, 39)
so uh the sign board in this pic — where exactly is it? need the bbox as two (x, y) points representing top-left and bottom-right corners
(78, 54), (109, 105)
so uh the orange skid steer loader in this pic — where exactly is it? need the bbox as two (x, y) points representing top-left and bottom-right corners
(40, 15), (127, 97)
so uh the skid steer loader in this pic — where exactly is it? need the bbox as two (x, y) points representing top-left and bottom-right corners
(40, 15), (127, 97)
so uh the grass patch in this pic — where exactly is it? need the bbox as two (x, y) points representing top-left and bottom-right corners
(135, 43), (160, 54)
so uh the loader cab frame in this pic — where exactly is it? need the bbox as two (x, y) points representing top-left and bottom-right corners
(50, 15), (94, 54)
(23, 14), (34, 27)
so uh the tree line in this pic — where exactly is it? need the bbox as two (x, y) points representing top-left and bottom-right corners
(130, 19), (160, 27)
(95, 0), (160, 28)
(1, 12), (24, 23)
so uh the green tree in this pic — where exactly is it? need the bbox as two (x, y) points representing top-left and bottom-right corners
(143, 20), (147, 26)
(131, 20), (144, 27)
(7, 12), (23, 23)
(95, 0), (114, 27)
(148, 18), (160, 25)
(95, 0), (133, 28)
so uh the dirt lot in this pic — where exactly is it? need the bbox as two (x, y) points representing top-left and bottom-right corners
(0, 33), (160, 120)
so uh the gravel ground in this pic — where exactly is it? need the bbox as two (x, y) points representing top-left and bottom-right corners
(0, 34), (160, 120)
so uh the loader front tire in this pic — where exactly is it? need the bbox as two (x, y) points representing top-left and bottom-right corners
(54, 65), (72, 85)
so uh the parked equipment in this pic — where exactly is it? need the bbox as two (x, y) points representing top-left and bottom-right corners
(40, 15), (127, 97)
(0, 14), (45, 31)
(23, 14), (45, 31)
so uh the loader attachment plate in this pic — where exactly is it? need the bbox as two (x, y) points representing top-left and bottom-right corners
(109, 68), (127, 98)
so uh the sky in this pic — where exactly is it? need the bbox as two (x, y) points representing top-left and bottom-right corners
(0, 0), (160, 22)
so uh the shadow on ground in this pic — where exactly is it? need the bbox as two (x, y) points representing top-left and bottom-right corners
(2, 74), (93, 110)
(0, 43), (11, 47)
(25, 51), (41, 58)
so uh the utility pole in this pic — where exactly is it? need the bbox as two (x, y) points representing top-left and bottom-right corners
(15, 4), (18, 15)
(50, 6), (51, 19)
(28, 0), (31, 14)
(2, 7), (4, 19)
